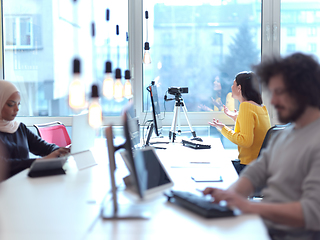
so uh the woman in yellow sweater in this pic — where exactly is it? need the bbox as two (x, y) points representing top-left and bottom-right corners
(209, 71), (271, 175)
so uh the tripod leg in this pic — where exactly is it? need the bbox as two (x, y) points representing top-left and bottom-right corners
(169, 106), (179, 142)
(181, 104), (196, 137)
(177, 106), (181, 135)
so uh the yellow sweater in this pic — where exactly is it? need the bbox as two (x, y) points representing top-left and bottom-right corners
(221, 102), (271, 165)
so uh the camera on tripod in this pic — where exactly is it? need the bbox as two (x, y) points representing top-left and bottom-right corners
(168, 87), (188, 95)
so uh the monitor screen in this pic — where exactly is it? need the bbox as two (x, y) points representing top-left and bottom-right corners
(124, 102), (141, 149)
(137, 147), (173, 195)
(148, 81), (162, 137)
(122, 104), (148, 199)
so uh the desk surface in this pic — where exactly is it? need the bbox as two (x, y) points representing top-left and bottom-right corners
(0, 137), (270, 240)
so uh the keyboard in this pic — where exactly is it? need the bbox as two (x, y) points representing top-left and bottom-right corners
(182, 139), (211, 149)
(168, 190), (234, 218)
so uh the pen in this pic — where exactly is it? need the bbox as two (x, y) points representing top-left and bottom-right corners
(190, 162), (210, 164)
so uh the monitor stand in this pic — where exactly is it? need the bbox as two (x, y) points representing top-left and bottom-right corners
(144, 122), (168, 150)
(145, 122), (154, 146)
(102, 200), (151, 220)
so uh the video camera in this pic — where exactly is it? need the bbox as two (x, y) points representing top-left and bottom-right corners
(168, 87), (188, 95)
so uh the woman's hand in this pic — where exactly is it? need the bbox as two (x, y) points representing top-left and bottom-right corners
(208, 118), (225, 131)
(42, 147), (70, 159)
(223, 105), (238, 122)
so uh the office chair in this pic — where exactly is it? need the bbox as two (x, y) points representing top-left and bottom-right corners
(252, 123), (291, 199)
(258, 123), (291, 157)
(33, 121), (71, 147)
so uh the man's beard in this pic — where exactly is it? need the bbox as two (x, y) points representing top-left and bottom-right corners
(276, 101), (306, 124)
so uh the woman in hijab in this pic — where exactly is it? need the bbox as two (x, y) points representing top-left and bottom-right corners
(0, 80), (70, 179)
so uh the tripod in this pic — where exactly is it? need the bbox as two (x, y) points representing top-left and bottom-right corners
(168, 94), (196, 142)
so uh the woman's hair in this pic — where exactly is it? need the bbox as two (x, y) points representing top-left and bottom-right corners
(235, 71), (262, 105)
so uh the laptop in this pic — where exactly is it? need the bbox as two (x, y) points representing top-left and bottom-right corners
(70, 112), (97, 169)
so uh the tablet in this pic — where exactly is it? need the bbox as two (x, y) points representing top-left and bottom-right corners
(121, 147), (174, 196)
(28, 157), (68, 178)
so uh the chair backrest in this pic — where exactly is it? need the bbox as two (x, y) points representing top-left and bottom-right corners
(33, 121), (71, 147)
(258, 123), (291, 157)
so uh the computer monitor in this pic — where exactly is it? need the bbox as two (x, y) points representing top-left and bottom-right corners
(102, 102), (173, 219)
(121, 108), (148, 199)
(102, 103), (149, 219)
(121, 104), (173, 196)
(130, 146), (173, 196)
(147, 81), (162, 137)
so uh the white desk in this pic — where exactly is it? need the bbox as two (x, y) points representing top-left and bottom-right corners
(0, 137), (270, 240)
(0, 139), (110, 240)
(155, 138), (239, 190)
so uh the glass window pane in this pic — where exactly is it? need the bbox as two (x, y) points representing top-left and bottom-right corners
(4, 17), (16, 46)
(3, 0), (128, 117)
(280, 1), (320, 58)
(143, 1), (262, 114)
(20, 17), (32, 46)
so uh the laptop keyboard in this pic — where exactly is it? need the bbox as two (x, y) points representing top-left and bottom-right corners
(169, 190), (234, 218)
(181, 140), (211, 149)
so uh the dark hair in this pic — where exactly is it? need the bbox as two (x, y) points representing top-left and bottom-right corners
(235, 71), (262, 105)
(253, 52), (320, 108)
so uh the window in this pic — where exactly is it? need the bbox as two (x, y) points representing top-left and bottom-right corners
(308, 43), (317, 53)
(308, 27), (317, 36)
(281, 1), (320, 59)
(2, 0), (320, 127)
(143, 1), (262, 121)
(286, 43), (296, 53)
(4, 16), (33, 49)
(212, 32), (223, 46)
(3, 0), (129, 119)
(287, 27), (296, 37)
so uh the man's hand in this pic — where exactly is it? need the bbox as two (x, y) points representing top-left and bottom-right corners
(202, 187), (305, 227)
(202, 187), (252, 213)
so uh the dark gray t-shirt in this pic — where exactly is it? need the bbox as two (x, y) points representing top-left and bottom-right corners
(241, 117), (320, 232)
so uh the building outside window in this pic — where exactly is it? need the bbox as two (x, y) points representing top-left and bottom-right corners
(4, 16), (34, 49)
(308, 43), (317, 53)
(308, 27), (317, 36)
(287, 27), (296, 37)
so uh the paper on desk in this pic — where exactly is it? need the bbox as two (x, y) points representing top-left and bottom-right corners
(72, 150), (97, 170)
(190, 168), (222, 182)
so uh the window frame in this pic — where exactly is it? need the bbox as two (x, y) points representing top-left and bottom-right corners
(0, 0), (283, 127)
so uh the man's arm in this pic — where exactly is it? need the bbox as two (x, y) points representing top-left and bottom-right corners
(203, 176), (305, 228)
(227, 176), (254, 196)
(248, 201), (304, 228)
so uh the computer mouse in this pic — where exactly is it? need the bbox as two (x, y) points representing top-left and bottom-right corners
(191, 137), (203, 142)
